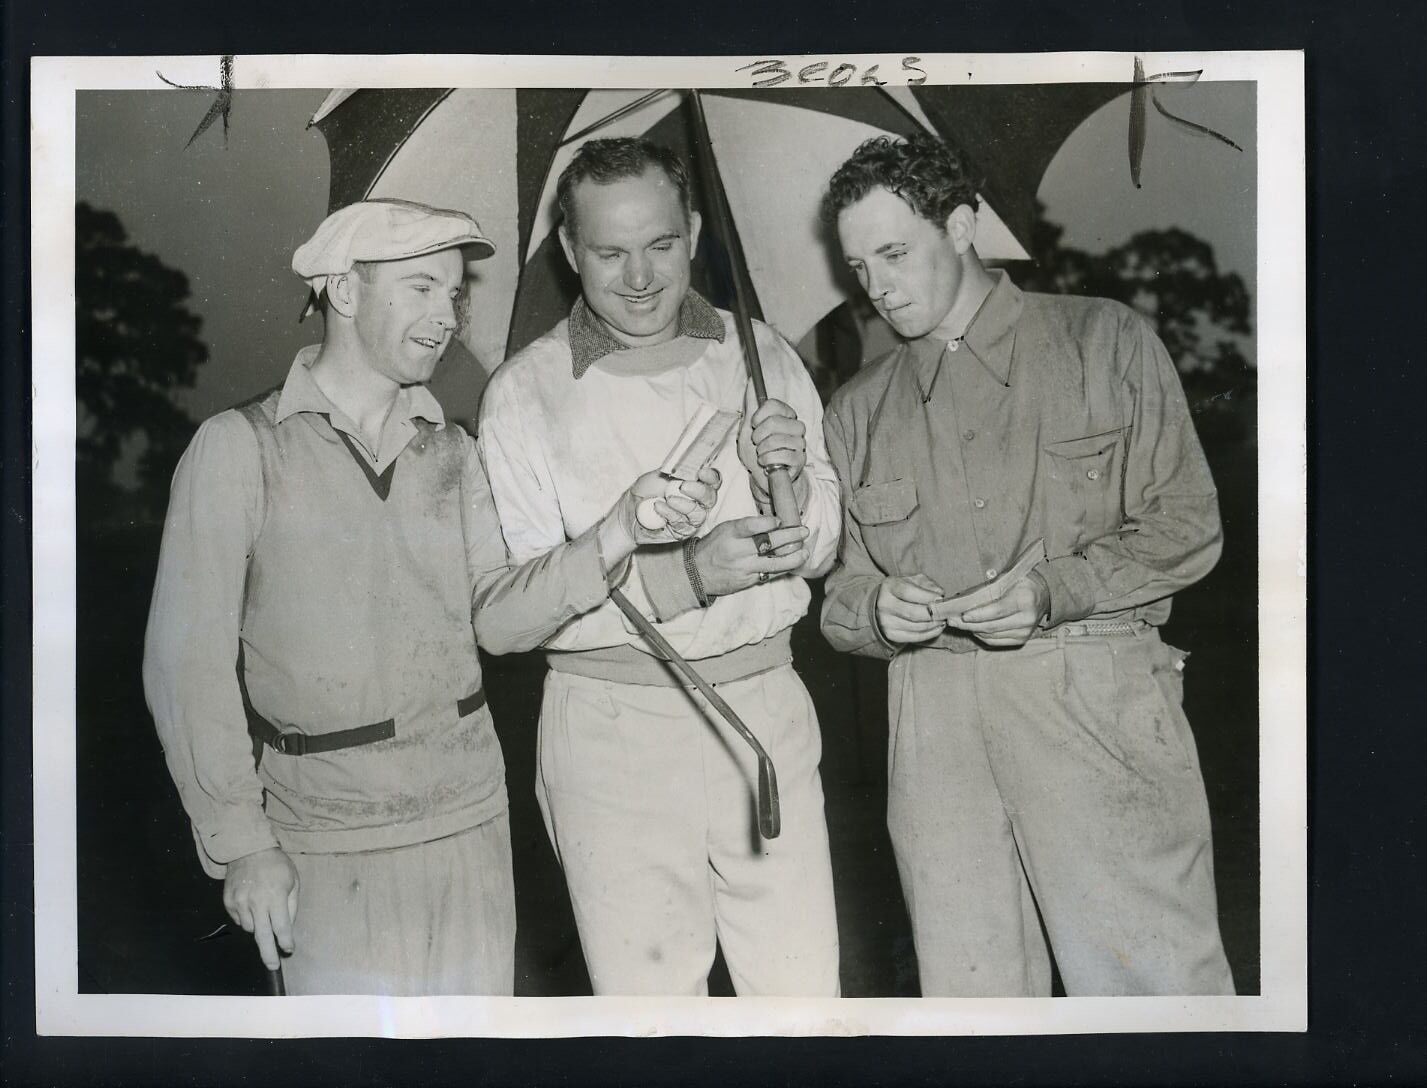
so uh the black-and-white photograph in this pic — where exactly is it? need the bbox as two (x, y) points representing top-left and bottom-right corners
(31, 52), (1305, 1036)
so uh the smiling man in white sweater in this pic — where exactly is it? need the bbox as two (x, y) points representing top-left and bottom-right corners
(475, 137), (842, 996)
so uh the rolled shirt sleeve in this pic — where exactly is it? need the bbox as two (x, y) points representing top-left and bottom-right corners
(1039, 312), (1223, 625)
(142, 413), (280, 879)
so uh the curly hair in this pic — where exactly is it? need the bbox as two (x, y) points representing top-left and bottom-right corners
(821, 133), (982, 229)
(556, 137), (694, 241)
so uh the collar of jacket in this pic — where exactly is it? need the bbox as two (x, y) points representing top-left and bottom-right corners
(567, 290), (727, 379)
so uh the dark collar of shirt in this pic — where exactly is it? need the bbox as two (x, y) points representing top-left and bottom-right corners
(567, 290), (727, 379)
(910, 270), (1025, 400)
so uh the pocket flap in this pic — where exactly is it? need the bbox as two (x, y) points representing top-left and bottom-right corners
(1045, 429), (1123, 461)
(850, 477), (919, 525)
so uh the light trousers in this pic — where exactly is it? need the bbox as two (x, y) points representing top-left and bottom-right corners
(888, 631), (1235, 996)
(537, 664), (841, 996)
(283, 813), (516, 995)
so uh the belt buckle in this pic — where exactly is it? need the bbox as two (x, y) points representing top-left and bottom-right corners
(272, 731), (307, 756)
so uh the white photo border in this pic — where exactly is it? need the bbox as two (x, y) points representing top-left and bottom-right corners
(31, 50), (1306, 1037)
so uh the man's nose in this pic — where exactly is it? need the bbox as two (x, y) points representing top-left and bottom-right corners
(433, 295), (458, 329)
(865, 266), (891, 300)
(623, 254), (653, 290)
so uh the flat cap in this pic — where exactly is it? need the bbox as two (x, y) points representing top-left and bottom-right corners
(292, 198), (495, 320)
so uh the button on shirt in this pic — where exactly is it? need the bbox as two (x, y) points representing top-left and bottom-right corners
(821, 271), (1222, 660)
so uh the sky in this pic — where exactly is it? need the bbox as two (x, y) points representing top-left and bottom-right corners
(75, 80), (1255, 427)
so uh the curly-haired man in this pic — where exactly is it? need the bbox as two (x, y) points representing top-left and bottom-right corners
(819, 134), (1235, 997)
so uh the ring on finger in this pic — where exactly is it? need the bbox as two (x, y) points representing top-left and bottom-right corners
(757, 571), (770, 585)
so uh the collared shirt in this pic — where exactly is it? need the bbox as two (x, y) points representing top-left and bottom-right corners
(476, 294), (840, 664)
(821, 271), (1222, 660)
(143, 347), (610, 876)
(568, 290), (727, 378)
(271, 347), (446, 472)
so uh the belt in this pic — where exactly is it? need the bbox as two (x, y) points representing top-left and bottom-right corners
(1036, 619), (1150, 639)
(244, 689), (487, 757)
(545, 632), (792, 688)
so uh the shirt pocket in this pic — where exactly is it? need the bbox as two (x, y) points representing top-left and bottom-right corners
(1041, 429), (1125, 557)
(849, 476), (920, 574)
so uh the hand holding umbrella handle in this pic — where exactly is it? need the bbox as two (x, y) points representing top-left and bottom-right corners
(763, 465), (801, 535)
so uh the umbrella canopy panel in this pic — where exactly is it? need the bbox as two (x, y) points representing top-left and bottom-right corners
(310, 82), (1144, 373)
(912, 82), (1131, 250)
(313, 88), (452, 213)
(311, 88), (525, 415)
(363, 88), (522, 377)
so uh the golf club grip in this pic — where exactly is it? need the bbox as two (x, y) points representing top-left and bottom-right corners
(608, 588), (782, 839)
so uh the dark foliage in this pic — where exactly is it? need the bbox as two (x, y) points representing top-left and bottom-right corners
(76, 202), (208, 513)
(1015, 201), (1256, 442)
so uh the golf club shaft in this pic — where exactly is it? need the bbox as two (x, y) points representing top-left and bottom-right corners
(608, 587), (781, 839)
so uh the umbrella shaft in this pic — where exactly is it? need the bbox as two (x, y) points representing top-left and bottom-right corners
(687, 89), (800, 532)
(688, 89), (768, 402)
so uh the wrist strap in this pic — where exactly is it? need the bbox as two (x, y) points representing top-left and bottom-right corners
(683, 537), (712, 607)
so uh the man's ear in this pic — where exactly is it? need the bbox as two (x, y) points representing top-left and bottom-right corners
(946, 203), (978, 255)
(326, 272), (358, 318)
(687, 210), (702, 255)
(558, 224), (579, 274)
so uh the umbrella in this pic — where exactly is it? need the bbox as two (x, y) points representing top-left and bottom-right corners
(306, 84), (1129, 369)
(308, 76), (1240, 371)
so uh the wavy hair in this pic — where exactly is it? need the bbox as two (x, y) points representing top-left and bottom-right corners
(822, 133), (982, 229)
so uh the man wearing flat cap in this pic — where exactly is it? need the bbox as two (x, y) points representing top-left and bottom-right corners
(143, 199), (719, 995)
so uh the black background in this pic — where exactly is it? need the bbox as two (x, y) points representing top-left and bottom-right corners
(5, 0), (1424, 1083)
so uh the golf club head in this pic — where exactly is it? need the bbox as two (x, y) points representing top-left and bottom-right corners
(757, 756), (781, 839)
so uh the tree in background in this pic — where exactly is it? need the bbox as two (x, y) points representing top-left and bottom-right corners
(1016, 202), (1256, 444)
(76, 201), (208, 516)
